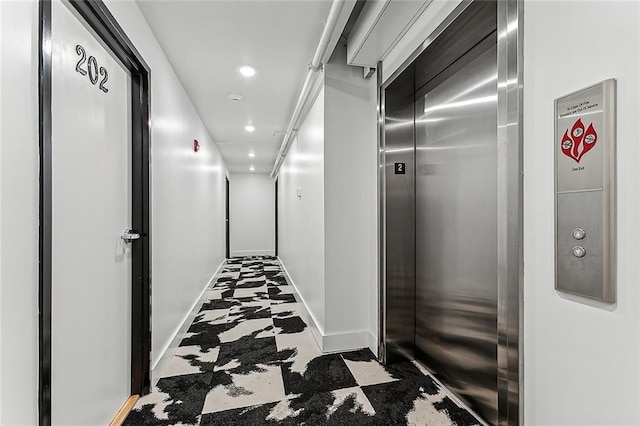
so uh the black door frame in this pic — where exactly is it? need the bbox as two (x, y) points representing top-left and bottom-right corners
(275, 178), (278, 257)
(225, 176), (230, 259)
(38, 0), (151, 424)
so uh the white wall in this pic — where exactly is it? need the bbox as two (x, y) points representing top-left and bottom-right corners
(278, 47), (377, 353)
(0, 1), (228, 422)
(523, 2), (640, 424)
(229, 173), (275, 257)
(0, 1), (39, 423)
(104, 0), (228, 370)
(278, 89), (326, 337)
(0, 1), (3, 417)
(323, 44), (378, 352)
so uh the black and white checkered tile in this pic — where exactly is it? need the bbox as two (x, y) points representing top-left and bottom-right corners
(124, 256), (483, 425)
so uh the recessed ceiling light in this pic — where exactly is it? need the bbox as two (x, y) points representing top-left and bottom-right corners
(248, 151), (256, 158)
(227, 93), (244, 102)
(239, 66), (256, 77)
(245, 125), (255, 132)
(249, 165), (255, 171)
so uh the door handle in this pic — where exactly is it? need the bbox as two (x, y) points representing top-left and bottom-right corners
(121, 229), (140, 242)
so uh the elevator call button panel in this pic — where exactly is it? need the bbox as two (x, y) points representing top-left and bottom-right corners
(555, 79), (616, 303)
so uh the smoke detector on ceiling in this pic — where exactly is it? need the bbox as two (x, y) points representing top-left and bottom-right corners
(227, 93), (244, 102)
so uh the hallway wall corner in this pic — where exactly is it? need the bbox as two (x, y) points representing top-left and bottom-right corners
(150, 259), (227, 385)
(99, 0), (231, 375)
(323, 42), (379, 350)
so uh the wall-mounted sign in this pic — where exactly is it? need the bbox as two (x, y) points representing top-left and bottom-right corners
(554, 79), (616, 303)
(394, 162), (405, 174)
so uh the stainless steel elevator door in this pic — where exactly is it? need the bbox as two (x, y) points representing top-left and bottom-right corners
(384, 88), (416, 361)
(414, 44), (498, 423)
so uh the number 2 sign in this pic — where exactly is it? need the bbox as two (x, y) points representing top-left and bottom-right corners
(75, 44), (109, 93)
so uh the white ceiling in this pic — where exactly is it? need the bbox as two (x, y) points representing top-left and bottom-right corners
(136, 0), (334, 174)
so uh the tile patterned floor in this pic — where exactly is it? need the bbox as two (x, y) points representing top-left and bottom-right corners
(124, 256), (483, 425)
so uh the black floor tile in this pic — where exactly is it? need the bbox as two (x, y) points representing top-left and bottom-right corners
(269, 293), (296, 304)
(273, 316), (307, 334)
(216, 335), (291, 375)
(281, 353), (358, 396)
(123, 373), (213, 426)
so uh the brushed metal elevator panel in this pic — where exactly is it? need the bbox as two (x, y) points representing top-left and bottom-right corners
(415, 43), (498, 424)
(384, 89), (415, 362)
(554, 79), (616, 302)
(557, 191), (605, 300)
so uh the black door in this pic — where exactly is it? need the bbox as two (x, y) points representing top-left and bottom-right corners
(225, 176), (230, 259)
(275, 178), (278, 257)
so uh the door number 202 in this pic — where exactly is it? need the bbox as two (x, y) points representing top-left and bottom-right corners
(75, 44), (109, 93)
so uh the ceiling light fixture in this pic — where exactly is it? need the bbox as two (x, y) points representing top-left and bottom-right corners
(239, 66), (256, 77)
(245, 125), (255, 132)
(248, 152), (256, 158)
(249, 165), (255, 171)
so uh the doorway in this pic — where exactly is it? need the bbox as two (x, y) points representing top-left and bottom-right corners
(275, 178), (278, 257)
(379, 1), (523, 424)
(225, 176), (230, 259)
(38, 0), (151, 424)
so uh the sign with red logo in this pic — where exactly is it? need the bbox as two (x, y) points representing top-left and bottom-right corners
(560, 118), (598, 163)
(555, 83), (607, 193)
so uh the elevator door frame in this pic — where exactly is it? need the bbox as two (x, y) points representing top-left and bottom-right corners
(377, 1), (524, 424)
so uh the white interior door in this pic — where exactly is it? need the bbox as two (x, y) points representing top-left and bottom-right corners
(51, 0), (132, 423)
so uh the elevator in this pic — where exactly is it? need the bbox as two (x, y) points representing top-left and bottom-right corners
(380, 1), (522, 425)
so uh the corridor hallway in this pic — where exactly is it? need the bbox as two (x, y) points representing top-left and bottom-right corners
(123, 257), (482, 425)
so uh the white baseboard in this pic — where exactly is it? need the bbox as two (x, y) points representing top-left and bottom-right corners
(368, 331), (379, 357)
(277, 257), (373, 355)
(277, 257), (325, 349)
(150, 259), (226, 386)
(322, 330), (372, 353)
(230, 249), (275, 257)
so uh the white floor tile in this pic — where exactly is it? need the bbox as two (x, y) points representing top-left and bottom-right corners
(159, 346), (219, 378)
(275, 330), (322, 375)
(204, 290), (224, 300)
(201, 365), (286, 413)
(233, 285), (268, 299)
(406, 391), (453, 426)
(343, 358), (397, 387)
(197, 308), (229, 324)
(329, 387), (376, 417)
(270, 302), (303, 317)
